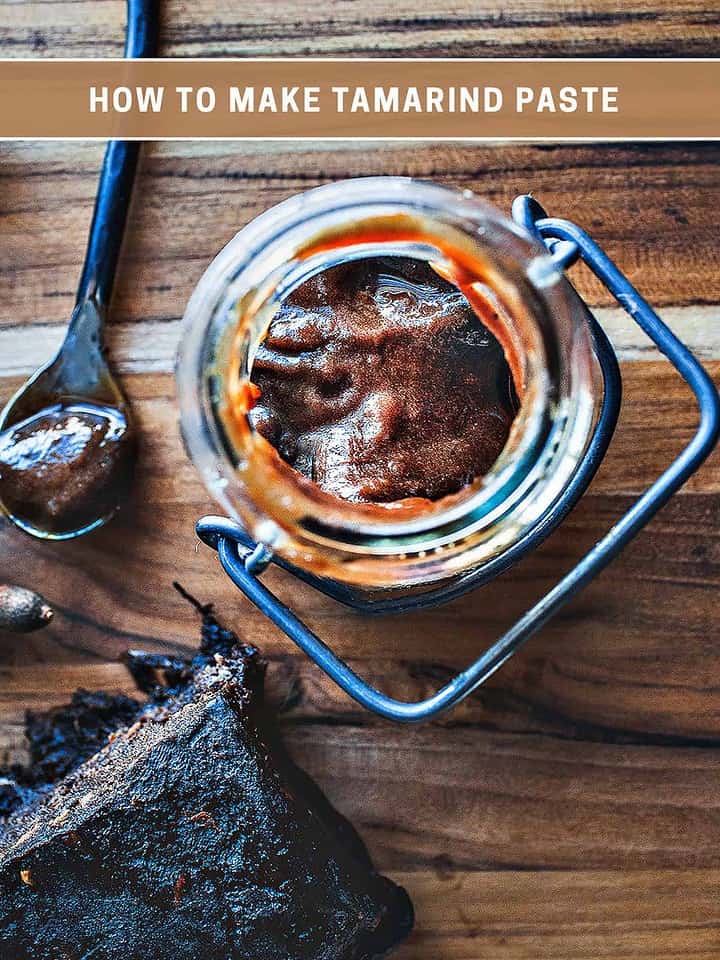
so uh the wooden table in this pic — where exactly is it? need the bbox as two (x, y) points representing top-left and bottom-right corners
(1, 4), (720, 954)
(1, 139), (719, 959)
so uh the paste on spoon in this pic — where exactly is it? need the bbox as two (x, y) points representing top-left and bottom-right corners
(0, 402), (134, 535)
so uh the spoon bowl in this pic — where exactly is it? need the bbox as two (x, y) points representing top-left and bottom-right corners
(0, 301), (136, 540)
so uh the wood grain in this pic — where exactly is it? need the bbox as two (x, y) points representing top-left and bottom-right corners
(394, 869), (720, 959)
(2, 141), (720, 334)
(0, 139), (719, 958)
(0, 0), (718, 57)
(1, 488), (719, 741)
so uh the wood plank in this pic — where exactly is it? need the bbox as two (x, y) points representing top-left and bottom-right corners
(1, 487), (719, 740)
(0, 0), (717, 58)
(1, 142), (719, 333)
(4, 702), (720, 872)
(1, 360), (717, 507)
(280, 725), (720, 871)
(393, 869), (720, 959)
(3, 304), (720, 381)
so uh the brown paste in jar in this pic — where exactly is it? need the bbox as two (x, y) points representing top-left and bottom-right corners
(0, 403), (134, 534)
(247, 256), (519, 504)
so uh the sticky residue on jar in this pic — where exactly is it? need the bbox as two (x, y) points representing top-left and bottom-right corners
(245, 256), (519, 505)
(0, 403), (134, 535)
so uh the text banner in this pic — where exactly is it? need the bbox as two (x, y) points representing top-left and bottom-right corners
(0, 59), (717, 139)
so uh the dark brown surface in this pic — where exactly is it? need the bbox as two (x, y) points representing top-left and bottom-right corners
(249, 257), (517, 504)
(0, 141), (719, 957)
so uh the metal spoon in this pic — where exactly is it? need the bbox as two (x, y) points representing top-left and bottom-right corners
(0, 0), (158, 540)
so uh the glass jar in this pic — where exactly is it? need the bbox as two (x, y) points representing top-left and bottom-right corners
(177, 177), (599, 594)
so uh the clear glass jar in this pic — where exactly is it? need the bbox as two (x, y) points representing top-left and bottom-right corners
(177, 177), (599, 592)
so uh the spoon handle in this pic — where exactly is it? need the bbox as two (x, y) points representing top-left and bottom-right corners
(75, 0), (160, 311)
(75, 141), (140, 310)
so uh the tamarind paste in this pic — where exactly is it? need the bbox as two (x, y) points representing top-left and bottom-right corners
(248, 256), (518, 504)
(0, 403), (134, 534)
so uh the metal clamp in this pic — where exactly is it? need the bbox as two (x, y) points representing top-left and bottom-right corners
(197, 198), (720, 723)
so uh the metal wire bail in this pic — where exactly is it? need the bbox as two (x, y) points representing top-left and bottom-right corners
(197, 197), (720, 723)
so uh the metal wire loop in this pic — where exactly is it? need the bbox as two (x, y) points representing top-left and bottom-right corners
(198, 198), (720, 722)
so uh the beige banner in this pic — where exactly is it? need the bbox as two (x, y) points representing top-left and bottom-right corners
(0, 60), (717, 138)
